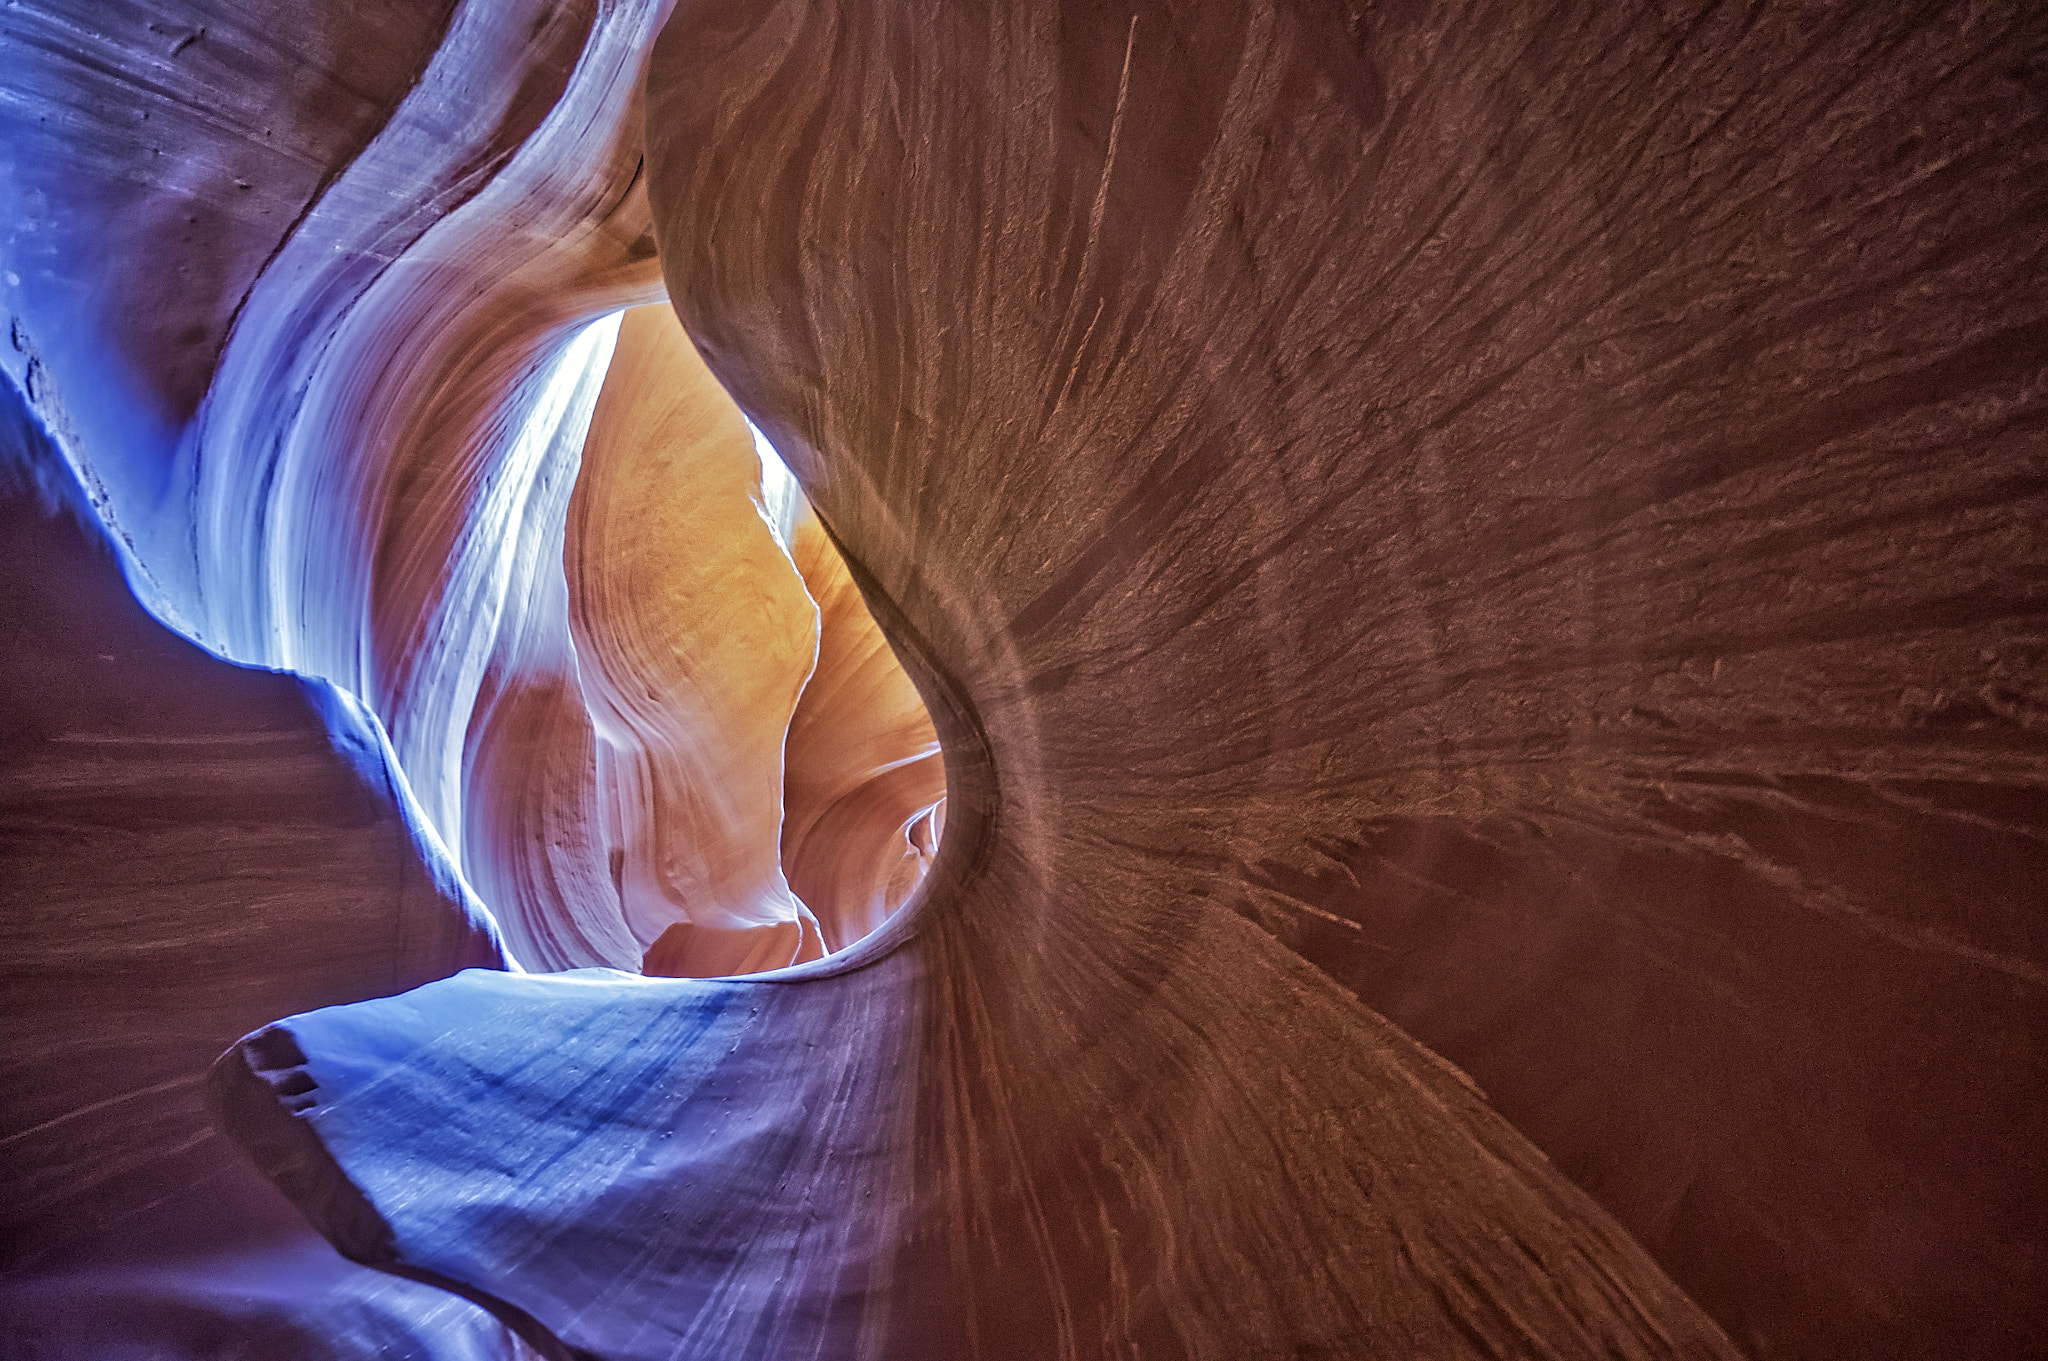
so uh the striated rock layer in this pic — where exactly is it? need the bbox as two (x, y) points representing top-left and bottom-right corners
(639, 2), (2048, 1356)
(569, 302), (826, 975)
(0, 0), (2042, 1357)
(0, 381), (531, 1356)
(781, 497), (949, 952)
(217, 0), (2048, 1358)
(3, 0), (947, 1343)
(1, 0), (940, 986)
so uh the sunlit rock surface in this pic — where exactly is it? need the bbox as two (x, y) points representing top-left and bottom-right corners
(570, 302), (826, 975)
(3, 0), (684, 978)
(175, 0), (670, 976)
(2, 0), (945, 1343)
(0, 0), (931, 988)
(781, 500), (948, 952)
(3, 0), (2044, 1358)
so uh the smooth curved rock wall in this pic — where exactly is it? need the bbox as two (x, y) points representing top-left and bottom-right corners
(646, 1), (2047, 1355)
(0, 380), (529, 1357)
(781, 499), (948, 952)
(0, 0), (2041, 1357)
(568, 302), (826, 974)
(2, 0), (938, 987)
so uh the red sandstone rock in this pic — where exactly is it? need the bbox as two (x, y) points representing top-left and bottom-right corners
(0, 385), (526, 1355)
(648, 1), (2048, 1354)
(0, 0), (2041, 1357)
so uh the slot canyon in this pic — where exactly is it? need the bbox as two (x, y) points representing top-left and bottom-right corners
(1, 2), (2043, 1358)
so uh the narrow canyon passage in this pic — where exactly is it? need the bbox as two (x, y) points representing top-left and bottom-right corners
(549, 298), (946, 978)
(2, 1), (2045, 1359)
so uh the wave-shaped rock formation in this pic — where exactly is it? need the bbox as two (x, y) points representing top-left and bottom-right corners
(3, 0), (2044, 1357)
(571, 301), (828, 975)
(0, 383), (530, 1355)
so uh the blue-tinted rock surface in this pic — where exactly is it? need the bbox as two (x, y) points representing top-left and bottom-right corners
(3, 0), (2043, 1357)
(0, 380), (523, 1355)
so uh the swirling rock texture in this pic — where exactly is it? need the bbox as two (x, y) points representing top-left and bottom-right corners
(1, 0), (932, 985)
(0, 3), (533, 1353)
(3, 0), (2045, 1359)
(1, 0), (944, 1349)
(569, 301), (828, 976)
(0, 385), (527, 1353)
(177, 0), (669, 976)
(643, 0), (2039, 1353)
(781, 499), (949, 952)
(0, 0), (667, 986)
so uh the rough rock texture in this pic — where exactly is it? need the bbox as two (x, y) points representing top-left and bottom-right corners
(215, 937), (1742, 1360)
(3, 0), (2044, 1358)
(650, 0), (2048, 1355)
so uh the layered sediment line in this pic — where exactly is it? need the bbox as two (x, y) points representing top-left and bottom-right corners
(1, 1), (2041, 1357)
(569, 303), (826, 973)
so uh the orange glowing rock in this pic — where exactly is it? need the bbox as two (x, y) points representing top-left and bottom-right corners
(6, 1), (2044, 1357)
(567, 303), (825, 975)
(781, 500), (948, 952)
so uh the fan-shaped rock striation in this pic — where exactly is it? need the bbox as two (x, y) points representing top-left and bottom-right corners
(1, 0), (2044, 1358)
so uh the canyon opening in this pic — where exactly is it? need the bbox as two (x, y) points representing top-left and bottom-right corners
(1, 2), (2042, 1359)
